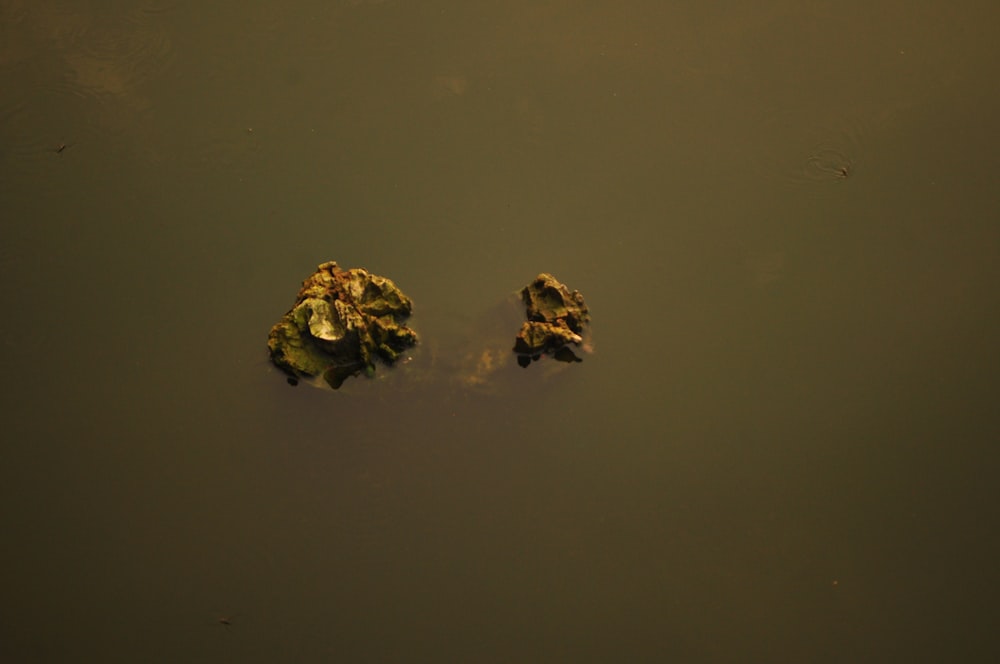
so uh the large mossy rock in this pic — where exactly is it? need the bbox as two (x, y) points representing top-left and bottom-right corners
(267, 261), (418, 389)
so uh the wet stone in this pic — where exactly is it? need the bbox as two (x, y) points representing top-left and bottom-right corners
(267, 261), (418, 389)
(513, 273), (592, 367)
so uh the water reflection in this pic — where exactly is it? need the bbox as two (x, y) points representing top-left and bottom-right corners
(742, 247), (787, 288)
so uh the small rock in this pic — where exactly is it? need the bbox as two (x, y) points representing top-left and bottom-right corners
(513, 274), (591, 367)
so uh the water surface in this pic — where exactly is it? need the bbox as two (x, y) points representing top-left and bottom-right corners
(2, 1), (999, 661)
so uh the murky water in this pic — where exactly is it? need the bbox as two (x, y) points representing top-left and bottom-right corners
(2, 1), (1000, 661)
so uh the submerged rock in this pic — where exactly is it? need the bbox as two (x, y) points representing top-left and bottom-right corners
(267, 261), (418, 389)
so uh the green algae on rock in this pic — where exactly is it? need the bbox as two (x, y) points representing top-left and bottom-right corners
(267, 261), (418, 389)
(513, 274), (592, 368)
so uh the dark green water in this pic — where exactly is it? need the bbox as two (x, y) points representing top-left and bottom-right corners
(2, 1), (999, 661)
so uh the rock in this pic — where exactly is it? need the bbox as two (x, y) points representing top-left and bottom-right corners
(513, 273), (592, 367)
(268, 265), (591, 392)
(267, 262), (418, 389)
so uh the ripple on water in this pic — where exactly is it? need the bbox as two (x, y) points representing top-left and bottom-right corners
(0, 79), (91, 178)
(0, 1), (178, 170)
(750, 107), (871, 192)
(63, 4), (176, 107)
